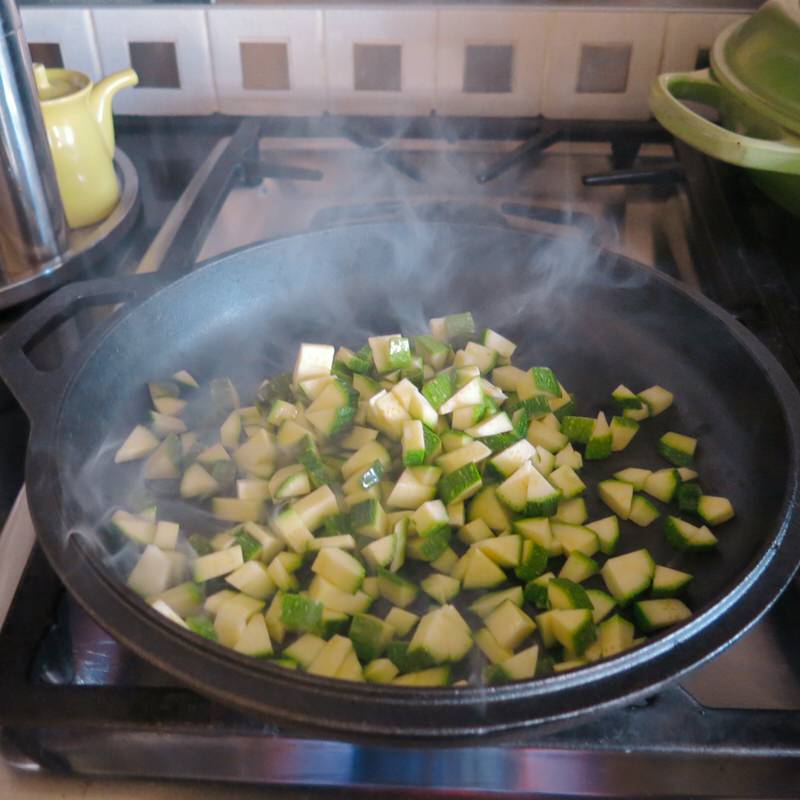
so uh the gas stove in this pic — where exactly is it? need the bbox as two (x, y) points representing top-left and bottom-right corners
(2, 115), (800, 797)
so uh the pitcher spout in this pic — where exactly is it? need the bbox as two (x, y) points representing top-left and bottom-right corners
(89, 68), (138, 155)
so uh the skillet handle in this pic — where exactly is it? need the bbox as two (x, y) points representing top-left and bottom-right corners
(650, 69), (800, 175)
(0, 273), (165, 424)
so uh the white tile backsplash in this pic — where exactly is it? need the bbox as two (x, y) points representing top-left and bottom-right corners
(542, 11), (668, 120)
(208, 8), (326, 115)
(28, 4), (752, 120)
(92, 7), (217, 115)
(436, 8), (551, 117)
(661, 12), (747, 73)
(21, 8), (102, 82)
(324, 8), (436, 115)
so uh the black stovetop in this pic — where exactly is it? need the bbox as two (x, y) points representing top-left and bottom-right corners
(2, 117), (800, 797)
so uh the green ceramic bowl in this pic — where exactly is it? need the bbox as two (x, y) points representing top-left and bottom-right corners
(650, 0), (800, 215)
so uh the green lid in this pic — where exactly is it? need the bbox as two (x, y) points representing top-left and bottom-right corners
(712, 0), (800, 134)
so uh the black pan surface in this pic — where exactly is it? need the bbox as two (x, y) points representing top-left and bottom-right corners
(3, 222), (800, 738)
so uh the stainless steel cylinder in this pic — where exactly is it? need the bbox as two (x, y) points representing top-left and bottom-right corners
(0, 0), (68, 288)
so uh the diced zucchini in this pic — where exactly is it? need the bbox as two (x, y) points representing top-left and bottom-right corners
(349, 613), (394, 661)
(128, 545), (172, 596)
(628, 495), (660, 528)
(514, 540), (548, 582)
(293, 485), (339, 531)
(527, 419), (568, 453)
(611, 384), (642, 411)
(598, 480), (634, 519)
(273, 508), (314, 553)
(152, 581), (204, 618)
(697, 495), (735, 526)
(599, 614), (635, 657)
(446, 501), (464, 527)
(151, 600), (188, 629)
(513, 517), (558, 554)
(214, 593), (264, 647)
(307, 635), (354, 677)
(393, 667), (451, 687)
(385, 606), (419, 637)
(526, 466), (561, 517)
(551, 522), (599, 557)
(585, 412), (612, 460)
(547, 577), (593, 610)
(109, 510), (155, 545)
(482, 328), (517, 361)
(554, 444), (583, 471)
(601, 549), (655, 605)
(586, 516), (620, 555)
(226, 560), (275, 600)
(497, 461), (535, 513)
(293, 343), (334, 387)
(387, 468), (437, 509)
(462, 547), (507, 590)
(652, 565), (693, 598)
(485, 599), (536, 650)
(610, 416), (639, 452)
(476, 534), (522, 568)
(677, 482), (702, 513)
(311, 547), (365, 593)
(548, 465), (586, 500)
(468, 485), (514, 531)
(407, 526), (452, 562)
(560, 416), (595, 445)
(534, 610), (558, 647)
(633, 599), (692, 633)
(234, 614), (273, 657)
(232, 430), (276, 480)
(658, 431), (697, 467)
(412, 499), (450, 537)
(114, 425), (161, 464)
(377, 567), (419, 608)
(438, 462), (483, 505)
(364, 658), (400, 684)
(436, 441), (492, 474)
(475, 627), (514, 665)
(145, 434), (181, 480)
(284, 634), (326, 669)
(664, 516), (718, 552)
(487, 644), (538, 683)
(193, 546), (244, 582)
(638, 385), (674, 416)
(469, 586), (524, 619)
(555, 497), (588, 526)
(421, 573), (461, 604)
(585, 589), (616, 624)
(559, 552), (599, 583)
(362, 534), (396, 569)
(409, 605), (472, 665)
(309, 575), (372, 615)
(550, 609), (596, 656)
(613, 468), (652, 491)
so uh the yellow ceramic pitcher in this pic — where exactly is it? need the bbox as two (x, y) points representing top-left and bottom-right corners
(34, 64), (138, 229)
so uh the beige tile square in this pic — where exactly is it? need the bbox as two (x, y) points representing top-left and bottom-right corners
(92, 8), (216, 115)
(542, 11), (668, 120)
(208, 8), (325, 115)
(21, 8), (102, 81)
(324, 8), (436, 115)
(436, 8), (550, 116)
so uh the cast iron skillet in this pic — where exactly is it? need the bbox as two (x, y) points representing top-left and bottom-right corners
(1, 222), (799, 739)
